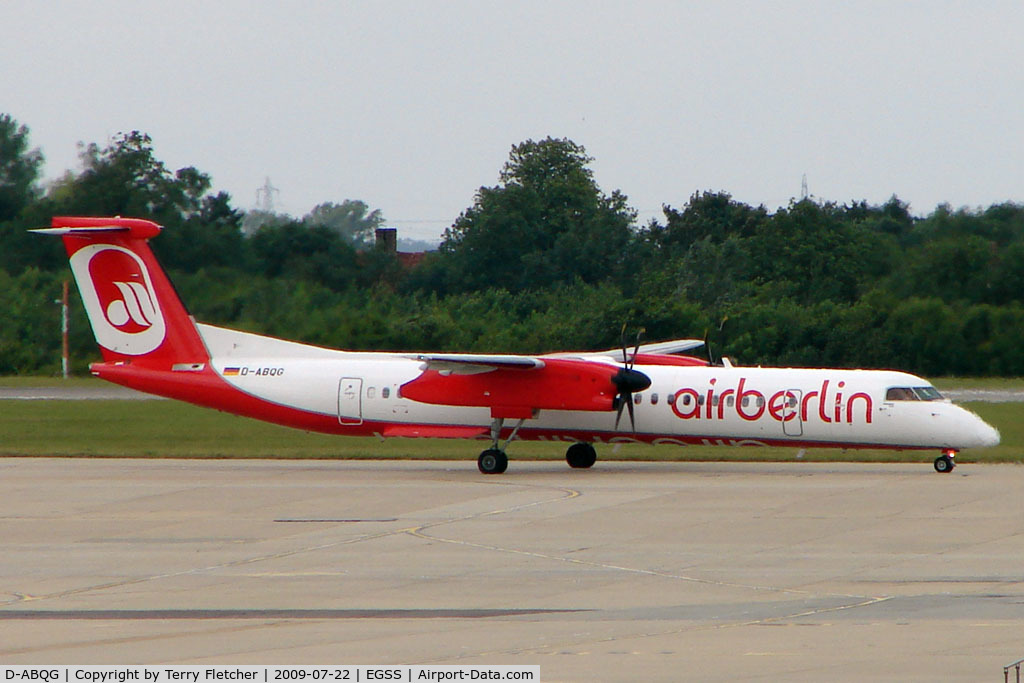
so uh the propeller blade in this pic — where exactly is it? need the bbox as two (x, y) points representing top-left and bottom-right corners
(620, 323), (629, 365)
(611, 366), (651, 432)
(630, 328), (645, 370)
(626, 394), (637, 433)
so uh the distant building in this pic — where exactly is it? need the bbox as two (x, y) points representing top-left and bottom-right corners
(375, 227), (398, 253)
(375, 227), (425, 269)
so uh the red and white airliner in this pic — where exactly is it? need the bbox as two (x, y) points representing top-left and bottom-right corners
(37, 216), (1000, 474)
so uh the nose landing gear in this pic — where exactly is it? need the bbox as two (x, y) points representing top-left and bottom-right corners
(934, 450), (956, 473)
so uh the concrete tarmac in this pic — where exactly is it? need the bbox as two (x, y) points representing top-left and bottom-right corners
(2, 458), (1024, 681)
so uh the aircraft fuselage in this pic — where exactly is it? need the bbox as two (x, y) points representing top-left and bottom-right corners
(90, 323), (998, 454)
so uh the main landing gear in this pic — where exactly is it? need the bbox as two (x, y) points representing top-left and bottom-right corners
(477, 418), (599, 474)
(477, 417), (523, 474)
(477, 448), (508, 474)
(566, 442), (597, 469)
(934, 449), (956, 473)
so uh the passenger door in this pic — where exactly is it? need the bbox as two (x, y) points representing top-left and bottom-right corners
(338, 377), (363, 425)
(782, 389), (803, 437)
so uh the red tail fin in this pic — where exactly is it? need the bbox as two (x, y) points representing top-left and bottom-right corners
(38, 216), (208, 369)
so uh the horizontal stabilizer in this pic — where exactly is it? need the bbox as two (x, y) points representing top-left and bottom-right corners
(30, 226), (131, 235)
(34, 216), (163, 239)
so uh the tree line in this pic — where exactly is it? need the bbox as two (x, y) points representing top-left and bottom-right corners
(2, 113), (1024, 377)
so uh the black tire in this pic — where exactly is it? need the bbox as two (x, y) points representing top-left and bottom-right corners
(934, 455), (955, 473)
(566, 442), (597, 469)
(478, 449), (508, 474)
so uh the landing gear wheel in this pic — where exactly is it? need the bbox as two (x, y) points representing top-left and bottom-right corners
(478, 449), (508, 474)
(566, 442), (597, 469)
(934, 454), (955, 473)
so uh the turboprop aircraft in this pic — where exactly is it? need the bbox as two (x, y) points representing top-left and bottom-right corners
(36, 216), (1000, 474)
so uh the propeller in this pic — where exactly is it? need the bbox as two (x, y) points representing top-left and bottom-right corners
(613, 326), (652, 433)
(703, 316), (730, 367)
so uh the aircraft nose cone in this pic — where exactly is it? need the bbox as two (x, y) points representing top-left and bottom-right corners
(977, 419), (1001, 448)
(949, 406), (1000, 449)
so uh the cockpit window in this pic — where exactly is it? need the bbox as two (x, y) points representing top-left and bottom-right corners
(885, 386), (944, 401)
(886, 387), (914, 401)
(912, 386), (944, 401)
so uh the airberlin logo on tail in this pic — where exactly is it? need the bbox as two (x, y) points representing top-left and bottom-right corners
(106, 280), (157, 328)
(69, 244), (166, 355)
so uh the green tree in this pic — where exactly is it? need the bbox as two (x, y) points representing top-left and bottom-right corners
(248, 221), (360, 292)
(649, 191), (767, 255)
(748, 199), (896, 304)
(674, 235), (753, 312)
(0, 114), (43, 222)
(154, 191), (246, 272)
(44, 131), (246, 272)
(434, 137), (637, 293)
(899, 235), (995, 304)
(303, 200), (384, 247)
(50, 131), (179, 218)
(241, 209), (291, 235)
(882, 298), (964, 376)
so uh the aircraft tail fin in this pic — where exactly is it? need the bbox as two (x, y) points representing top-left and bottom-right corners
(34, 216), (209, 369)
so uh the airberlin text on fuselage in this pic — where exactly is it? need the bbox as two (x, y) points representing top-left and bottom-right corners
(671, 378), (873, 425)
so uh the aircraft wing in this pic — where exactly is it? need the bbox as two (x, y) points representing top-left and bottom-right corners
(414, 353), (545, 375)
(553, 338), (705, 361)
(633, 339), (706, 355)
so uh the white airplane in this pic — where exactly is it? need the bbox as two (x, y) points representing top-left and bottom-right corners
(35, 216), (1000, 474)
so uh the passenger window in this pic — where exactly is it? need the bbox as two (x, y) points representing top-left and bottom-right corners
(726, 396), (734, 408)
(382, 387), (391, 399)
(650, 393), (659, 406)
(634, 394), (642, 405)
(367, 387), (376, 399)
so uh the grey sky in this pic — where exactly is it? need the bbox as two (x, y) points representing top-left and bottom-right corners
(5, 1), (1022, 240)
